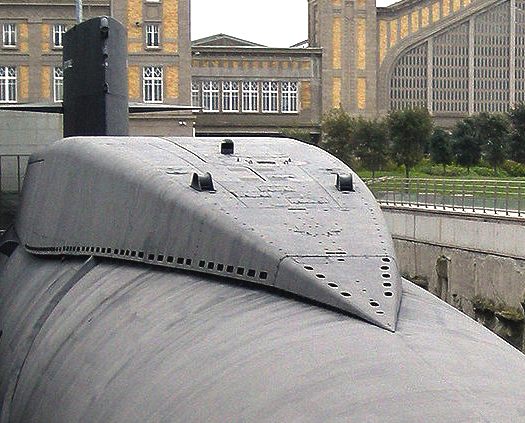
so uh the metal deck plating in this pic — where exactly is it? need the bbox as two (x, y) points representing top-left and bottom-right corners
(16, 136), (401, 330)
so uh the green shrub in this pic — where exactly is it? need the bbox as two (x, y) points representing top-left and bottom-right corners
(470, 166), (508, 177)
(502, 160), (525, 177)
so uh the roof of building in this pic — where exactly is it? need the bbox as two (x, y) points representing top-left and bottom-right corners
(289, 39), (309, 48)
(192, 33), (266, 47)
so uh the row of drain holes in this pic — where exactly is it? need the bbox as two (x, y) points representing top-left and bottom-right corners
(302, 257), (393, 313)
(27, 244), (269, 281)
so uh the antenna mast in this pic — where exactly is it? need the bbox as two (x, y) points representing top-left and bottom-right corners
(76, 0), (83, 23)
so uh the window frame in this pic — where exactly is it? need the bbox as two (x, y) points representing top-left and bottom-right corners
(222, 81), (239, 113)
(145, 23), (160, 49)
(191, 81), (200, 107)
(53, 66), (63, 103)
(281, 81), (299, 114)
(2, 23), (17, 48)
(202, 80), (220, 112)
(52, 23), (67, 49)
(143, 66), (163, 103)
(242, 81), (259, 113)
(0, 66), (17, 103)
(262, 81), (279, 113)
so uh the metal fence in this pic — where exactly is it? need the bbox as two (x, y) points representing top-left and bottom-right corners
(366, 177), (525, 218)
(0, 155), (30, 193)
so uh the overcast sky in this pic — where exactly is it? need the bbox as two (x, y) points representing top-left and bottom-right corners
(191, 0), (398, 47)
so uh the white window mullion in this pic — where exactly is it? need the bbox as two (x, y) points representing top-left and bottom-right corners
(145, 24), (160, 48)
(143, 66), (163, 103)
(0, 66), (17, 103)
(202, 81), (219, 112)
(222, 81), (239, 112)
(281, 81), (298, 113)
(53, 66), (63, 102)
(191, 81), (200, 107)
(2, 23), (17, 47)
(242, 81), (258, 112)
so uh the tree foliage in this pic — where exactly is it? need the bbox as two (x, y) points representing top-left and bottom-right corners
(280, 128), (315, 145)
(475, 113), (509, 172)
(429, 128), (453, 172)
(351, 118), (390, 178)
(452, 118), (482, 172)
(387, 108), (433, 178)
(320, 108), (355, 164)
(508, 103), (525, 164)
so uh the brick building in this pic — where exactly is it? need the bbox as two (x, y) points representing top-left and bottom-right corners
(0, 0), (524, 138)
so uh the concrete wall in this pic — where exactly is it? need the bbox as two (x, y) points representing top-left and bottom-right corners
(0, 110), (62, 192)
(383, 206), (525, 351)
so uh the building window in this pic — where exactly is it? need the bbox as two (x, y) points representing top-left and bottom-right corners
(143, 66), (163, 103)
(53, 24), (67, 48)
(145, 24), (160, 48)
(2, 23), (16, 47)
(53, 66), (63, 102)
(242, 81), (258, 112)
(202, 81), (219, 112)
(0, 66), (16, 102)
(191, 81), (200, 107)
(262, 81), (278, 113)
(281, 81), (298, 113)
(222, 81), (239, 112)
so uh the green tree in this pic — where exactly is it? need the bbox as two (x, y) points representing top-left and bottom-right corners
(429, 128), (453, 173)
(351, 117), (390, 178)
(320, 108), (355, 164)
(476, 113), (509, 173)
(507, 103), (525, 164)
(280, 128), (315, 145)
(387, 107), (433, 178)
(452, 118), (482, 172)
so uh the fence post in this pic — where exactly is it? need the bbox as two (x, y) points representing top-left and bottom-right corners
(505, 181), (509, 216)
(493, 182), (497, 214)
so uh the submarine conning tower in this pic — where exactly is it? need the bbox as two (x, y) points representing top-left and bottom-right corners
(9, 17), (402, 331)
(63, 16), (129, 137)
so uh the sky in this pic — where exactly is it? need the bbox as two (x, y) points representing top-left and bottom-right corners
(191, 0), (398, 48)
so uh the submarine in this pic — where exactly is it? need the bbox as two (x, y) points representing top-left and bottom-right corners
(1, 17), (525, 422)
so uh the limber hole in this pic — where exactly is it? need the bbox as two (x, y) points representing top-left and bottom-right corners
(328, 282), (338, 288)
(384, 291), (393, 297)
(304, 265), (314, 271)
(341, 292), (351, 297)
(217, 264), (224, 271)
(382, 273), (391, 278)
(369, 301), (380, 307)
(259, 271), (268, 280)
(226, 265), (234, 273)
(382, 257), (391, 263)
(383, 282), (392, 287)
(199, 260), (205, 268)
(381, 265), (389, 271)
(316, 274), (326, 279)
(247, 269), (256, 277)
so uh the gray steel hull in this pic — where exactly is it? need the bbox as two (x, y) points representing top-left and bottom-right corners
(1, 247), (525, 422)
